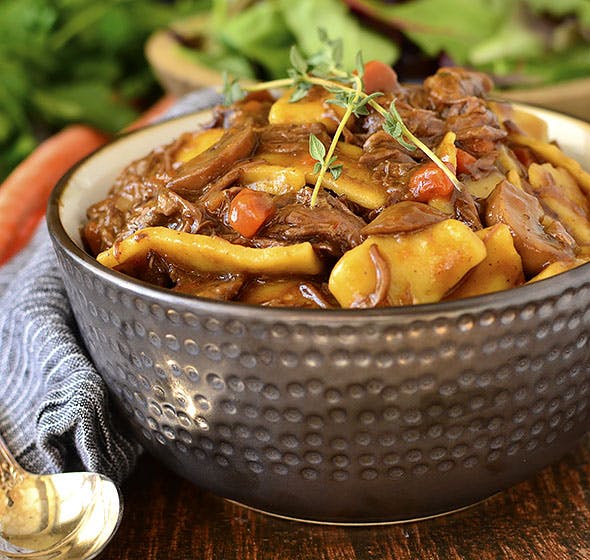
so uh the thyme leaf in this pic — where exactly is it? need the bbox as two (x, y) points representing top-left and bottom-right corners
(222, 72), (246, 106)
(308, 28), (344, 77)
(329, 162), (343, 180)
(308, 134), (344, 186)
(308, 133), (326, 162)
(355, 51), (365, 80)
(383, 101), (416, 151)
(289, 45), (308, 75)
(221, 30), (461, 205)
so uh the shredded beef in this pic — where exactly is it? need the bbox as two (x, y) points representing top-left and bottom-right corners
(83, 134), (187, 253)
(454, 189), (483, 231)
(372, 161), (416, 204)
(396, 100), (446, 145)
(82, 66), (580, 307)
(423, 67), (494, 105)
(210, 91), (274, 128)
(170, 270), (246, 299)
(263, 189), (366, 257)
(485, 180), (575, 275)
(360, 131), (417, 168)
(259, 123), (330, 154)
(113, 188), (205, 245)
(442, 98), (507, 156)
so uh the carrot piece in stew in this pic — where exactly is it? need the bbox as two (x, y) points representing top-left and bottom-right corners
(229, 188), (276, 238)
(408, 162), (455, 202)
(362, 60), (398, 94)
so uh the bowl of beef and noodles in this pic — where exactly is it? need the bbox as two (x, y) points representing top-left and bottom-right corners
(48, 55), (590, 522)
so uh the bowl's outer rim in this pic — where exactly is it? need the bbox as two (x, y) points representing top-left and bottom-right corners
(47, 104), (590, 323)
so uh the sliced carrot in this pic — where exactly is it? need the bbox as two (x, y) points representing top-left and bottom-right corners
(362, 60), (399, 95)
(409, 162), (455, 202)
(229, 188), (276, 238)
(0, 125), (110, 264)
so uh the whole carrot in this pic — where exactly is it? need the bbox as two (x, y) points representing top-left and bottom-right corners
(0, 125), (109, 264)
(0, 94), (178, 265)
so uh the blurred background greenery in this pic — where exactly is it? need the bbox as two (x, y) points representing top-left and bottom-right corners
(0, 0), (208, 180)
(1, 0), (589, 181)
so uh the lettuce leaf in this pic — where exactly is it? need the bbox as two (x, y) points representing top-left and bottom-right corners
(219, 2), (295, 79)
(364, 0), (510, 63)
(524, 0), (590, 25)
(352, 0), (590, 87)
(279, 0), (398, 70)
(469, 5), (545, 66)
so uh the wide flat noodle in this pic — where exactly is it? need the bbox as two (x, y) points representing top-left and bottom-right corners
(510, 133), (590, 195)
(98, 227), (323, 276)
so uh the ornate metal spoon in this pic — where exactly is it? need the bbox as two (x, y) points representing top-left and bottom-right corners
(0, 432), (122, 559)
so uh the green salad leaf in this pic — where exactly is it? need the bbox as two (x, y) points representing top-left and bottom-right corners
(219, 1), (295, 79)
(525, 0), (590, 24)
(0, 0), (209, 181)
(176, 0), (399, 82)
(469, 4), (545, 67)
(278, 0), (398, 71)
(352, 0), (590, 87)
(362, 0), (511, 64)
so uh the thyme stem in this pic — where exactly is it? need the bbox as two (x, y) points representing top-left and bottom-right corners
(309, 72), (362, 206)
(232, 35), (462, 202)
(369, 102), (461, 190)
(243, 78), (298, 92)
(243, 76), (460, 191)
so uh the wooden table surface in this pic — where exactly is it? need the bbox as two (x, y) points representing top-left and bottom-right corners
(99, 435), (590, 560)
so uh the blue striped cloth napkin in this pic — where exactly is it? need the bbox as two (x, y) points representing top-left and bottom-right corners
(0, 88), (222, 484)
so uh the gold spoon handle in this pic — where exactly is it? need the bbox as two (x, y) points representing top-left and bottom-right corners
(0, 432), (26, 491)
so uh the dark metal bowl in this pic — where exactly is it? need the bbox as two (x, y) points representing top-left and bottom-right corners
(47, 109), (590, 523)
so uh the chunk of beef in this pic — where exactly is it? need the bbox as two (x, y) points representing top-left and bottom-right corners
(454, 188), (483, 230)
(360, 108), (385, 136)
(210, 91), (274, 128)
(423, 67), (494, 105)
(258, 123), (331, 154)
(112, 188), (206, 246)
(167, 125), (258, 196)
(443, 98), (507, 156)
(83, 198), (127, 255)
(170, 269), (246, 300)
(372, 161), (416, 204)
(485, 180), (575, 276)
(83, 135), (188, 253)
(361, 201), (447, 237)
(461, 153), (499, 180)
(396, 100), (446, 144)
(360, 131), (417, 168)
(262, 189), (366, 257)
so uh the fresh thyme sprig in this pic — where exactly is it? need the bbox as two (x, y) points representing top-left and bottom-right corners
(221, 31), (461, 206)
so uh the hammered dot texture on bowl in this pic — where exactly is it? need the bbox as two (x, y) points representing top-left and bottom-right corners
(54, 249), (590, 523)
